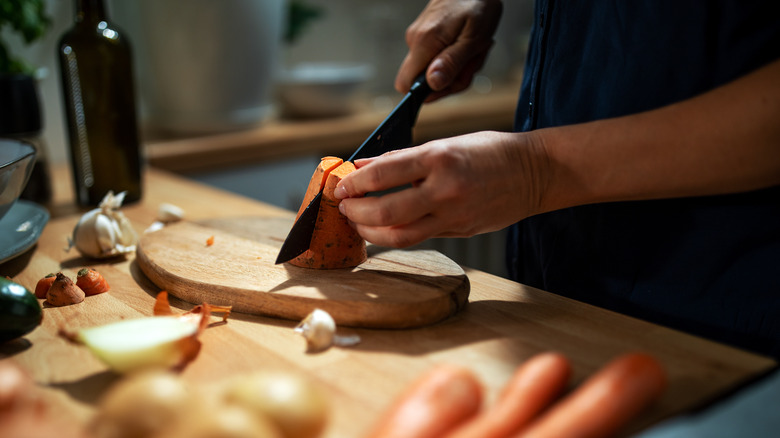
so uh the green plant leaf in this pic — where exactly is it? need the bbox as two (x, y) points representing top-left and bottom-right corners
(285, 0), (324, 45)
(0, 0), (51, 74)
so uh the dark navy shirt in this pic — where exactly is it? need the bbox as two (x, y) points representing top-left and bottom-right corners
(508, 1), (780, 358)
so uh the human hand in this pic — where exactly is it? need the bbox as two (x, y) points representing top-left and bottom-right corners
(334, 131), (547, 248)
(396, 0), (502, 101)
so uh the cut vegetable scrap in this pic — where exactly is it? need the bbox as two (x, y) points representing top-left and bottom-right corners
(289, 157), (367, 269)
(59, 292), (231, 374)
(34, 273), (56, 299)
(76, 268), (110, 296)
(144, 221), (165, 234)
(206, 235), (215, 247)
(294, 308), (360, 353)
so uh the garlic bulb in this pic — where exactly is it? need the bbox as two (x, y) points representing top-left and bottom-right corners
(68, 191), (138, 259)
(294, 309), (360, 352)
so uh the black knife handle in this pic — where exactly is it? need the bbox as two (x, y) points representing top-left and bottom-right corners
(410, 72), (433, 104)
(407, 72), (432, 125)
(347, 72), (432, 162)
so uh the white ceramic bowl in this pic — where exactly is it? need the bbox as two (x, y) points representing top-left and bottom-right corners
(0, 139), (36, 222)
(276, 62), (374, 119)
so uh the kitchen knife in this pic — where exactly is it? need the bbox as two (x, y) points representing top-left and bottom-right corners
(275, 73), (432, 264)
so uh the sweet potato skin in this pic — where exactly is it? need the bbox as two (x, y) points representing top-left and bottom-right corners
(289, 158), (367, 269)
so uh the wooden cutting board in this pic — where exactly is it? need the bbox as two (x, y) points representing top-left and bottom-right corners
(136, 216), (470, 328)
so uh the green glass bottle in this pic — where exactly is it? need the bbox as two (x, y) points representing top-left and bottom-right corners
(58, 0), (143, 206)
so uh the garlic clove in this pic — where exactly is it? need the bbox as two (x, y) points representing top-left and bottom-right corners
(157, 203), (185, 223)
(294, 309), (335, 352)
(294, 309), (360, 352)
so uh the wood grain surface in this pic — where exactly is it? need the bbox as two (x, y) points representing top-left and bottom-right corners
(1, 166), (776, 438)
(136, 217), (470, 328)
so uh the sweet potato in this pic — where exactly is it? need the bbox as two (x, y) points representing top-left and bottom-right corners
(518, 352), (667, 438)
(289, 157), (367, 269)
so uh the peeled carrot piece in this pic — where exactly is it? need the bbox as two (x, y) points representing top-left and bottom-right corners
(518, 352), (667, 438)
(446, 352), (571, 438)
(368, 364), (483, 438)
(76, 268), (110, 296)
(290, 158), (367, 269)
(34, 273), (56, 298)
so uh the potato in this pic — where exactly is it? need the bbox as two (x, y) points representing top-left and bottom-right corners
(90, 371), (197, 438)
(166, 404), (282, 438)
(222, 371), (328, 438)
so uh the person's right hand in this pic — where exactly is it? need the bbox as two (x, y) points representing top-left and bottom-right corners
(395, 0), (503, 101)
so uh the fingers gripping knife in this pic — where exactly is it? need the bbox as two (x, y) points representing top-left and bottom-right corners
(275, 74), (432, 264)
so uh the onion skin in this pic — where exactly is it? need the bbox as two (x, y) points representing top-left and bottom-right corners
(45, 273), (85, 307)
(0, 361), (88, 438)
(0, 360), (31, 411)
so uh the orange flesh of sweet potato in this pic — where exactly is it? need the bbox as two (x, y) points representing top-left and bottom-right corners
(289, 158), (367, 269)
(295, 156), (343, 220)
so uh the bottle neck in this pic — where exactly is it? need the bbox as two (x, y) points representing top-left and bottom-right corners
(75, 0), (108, 25)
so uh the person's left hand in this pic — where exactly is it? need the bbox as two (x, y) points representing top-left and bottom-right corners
(334, 131), (547, 248)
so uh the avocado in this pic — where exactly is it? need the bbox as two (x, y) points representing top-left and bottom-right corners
(0, 277), (43, 343)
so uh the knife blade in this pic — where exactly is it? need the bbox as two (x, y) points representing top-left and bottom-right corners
(275, 73), (432, 264)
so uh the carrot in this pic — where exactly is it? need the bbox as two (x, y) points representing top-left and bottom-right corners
(446, 352), (571, 438)
(518, 353), (667, 438)
(34, 273), (56, 299)
(75, 268), (110, 296)
(289, 158), (367, 269)
(368, 364), (483, 438)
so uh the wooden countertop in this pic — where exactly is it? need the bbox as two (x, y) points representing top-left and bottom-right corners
(1, 165), (776, 437)
(143, 82), (520, 174)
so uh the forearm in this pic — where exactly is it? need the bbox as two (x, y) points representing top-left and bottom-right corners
(534, 58), (780, 214)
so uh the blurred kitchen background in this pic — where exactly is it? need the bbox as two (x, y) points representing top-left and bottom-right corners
(4, 0), (534, 277)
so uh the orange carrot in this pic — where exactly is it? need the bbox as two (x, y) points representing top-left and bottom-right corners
(34, 273), (56, 299)
(206, 235), (215, 246)
(289, 158), (367, 269)
(368, 364), (483, 438)
(75, 268), (110, 296)
(446, 352), (571, 438)
(518, 353), (667, 438)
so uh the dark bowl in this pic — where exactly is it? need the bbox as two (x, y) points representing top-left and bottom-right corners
(0, 138), (36, 222)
